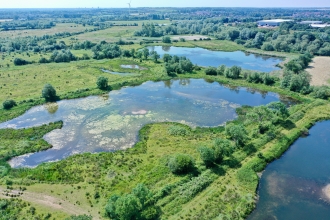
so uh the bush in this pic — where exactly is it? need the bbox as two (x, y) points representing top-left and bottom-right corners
(205, 67), (218, 76)
(96, 76), (108, 90)
(42, 84), (57, 101)
(39, 57), (50, 63)
(198, 147), (215, 167)
(168, 154), (195, 174)
(3, 100), (16, 110)
(168, 125), (189, 136)
(217, 65), (226, 75)
(225, 66), (241, 79)
(162, 36), (171, 43)
(13, 58), (30, 66)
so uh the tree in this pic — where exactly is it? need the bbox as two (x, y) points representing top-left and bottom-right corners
(97, 76), (108, 90)
(217, 65), (226, 75)
(13, 58), (29, 66)
(198, 147), (215, 167)
(162, 36), (171, 43)
(267, 102), (289, 118)
(143, 48), (149, 60)
(212, 138), (233, 163)
(225, 66), (241, 79)
(163, 54), (172, 63)
(205, 67), (217, 76)
(168, 154), (195, 174)
(150, 51), (160, 63)
(2, 100), (17, 110)
(245, 106), (276, 133)
(225, 124), (248, 147)
(115, 194), (140, 220)
(227, 29), (240, 41)
(42, 84), (57, 101)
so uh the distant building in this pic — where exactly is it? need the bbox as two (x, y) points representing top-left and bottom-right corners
(310, 24), (330, 28)
(257, 19), (293, 27)
(300, 21), (323, 24)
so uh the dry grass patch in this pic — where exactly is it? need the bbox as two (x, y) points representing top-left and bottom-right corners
(307, 56), (330, 86)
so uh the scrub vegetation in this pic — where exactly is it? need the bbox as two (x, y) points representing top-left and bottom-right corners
(0, 7), (330, 220)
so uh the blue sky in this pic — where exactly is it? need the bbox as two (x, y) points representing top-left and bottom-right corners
(1, 0), (329, 8)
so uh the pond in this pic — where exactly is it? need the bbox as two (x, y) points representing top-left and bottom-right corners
(248, 120), (330, 220)
(147, 46), (283, 72)
(0, 79), (288, 168)
(101, 69), (139, 76)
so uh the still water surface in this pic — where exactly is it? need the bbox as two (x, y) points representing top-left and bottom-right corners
(147, 46), (283, 72)
(248, 120), (330, 220)
(0, 79), (284, 168)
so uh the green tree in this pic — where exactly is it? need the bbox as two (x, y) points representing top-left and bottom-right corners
(212, 138), (233, 163)
(163, 54), (172, 63)
(217, 65), (226, 75)
(162, 36), (171, 43)
(143, 48), (149, 60)
(267, 102), (289, 118)
(225, 66), (241, 79)
(2, 100), (16, 110)
(97, 76), (109, 90)
(198, 147), (215, 167)
(205, 67), (218, 76)
(168, 154), (195, 174)
(150, 51), (160, 63)
(42, 84), (57, 101)
(225, 124), (248, 147)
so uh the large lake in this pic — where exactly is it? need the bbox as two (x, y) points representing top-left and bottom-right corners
(147, 46), (283, 72)
(0, 79), (286, 168)
(248, 120), (330, 220)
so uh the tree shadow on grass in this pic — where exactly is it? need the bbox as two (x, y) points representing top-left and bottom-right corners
(210, 165), (226, 176)
(280, 119), (296, 130)
(222, 157), (242, 169)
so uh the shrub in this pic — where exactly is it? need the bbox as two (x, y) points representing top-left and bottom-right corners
(42, 84), (57, 101)
(198, 147), (215, 167)
(225, 66), (241, 79)
(168, 154), (195, 174)
(217, 65), (226, 75)
(168, 125), (189, 136)
(13, 58), (30, 66)
(213, 138), (233, 163)
(96, 76), (108, 90)
(3, 100), (16, 110)
(162, 36), (171, 43)
(205, 67), (218, 76)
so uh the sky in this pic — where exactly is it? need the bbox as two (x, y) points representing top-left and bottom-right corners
(1, 0), (329, 8)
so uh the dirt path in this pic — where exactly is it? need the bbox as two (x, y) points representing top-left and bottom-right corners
(0, 187), (94, 218)
(307, 56), (330, 86)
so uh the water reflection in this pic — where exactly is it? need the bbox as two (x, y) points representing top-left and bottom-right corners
(248, 121), (330, 220)
(0, 79), (285, 168)
(148, 46), (283, 72)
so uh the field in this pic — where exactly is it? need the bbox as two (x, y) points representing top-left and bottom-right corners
(307, 56), (330, 86)
(0, 23), (95, 38)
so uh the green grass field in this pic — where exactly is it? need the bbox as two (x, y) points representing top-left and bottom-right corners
(0, 23), (95, 38)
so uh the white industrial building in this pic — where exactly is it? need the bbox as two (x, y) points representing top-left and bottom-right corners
(300, 21), (323, 24)
(257, 19), (293, 27)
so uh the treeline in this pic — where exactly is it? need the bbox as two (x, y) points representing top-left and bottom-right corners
(0, 20), (55, 31)
(135, 21), (330, 56)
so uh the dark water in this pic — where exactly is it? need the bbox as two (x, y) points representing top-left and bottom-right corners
(147, 46), (283, 72)
(0, 79), (284, 168)
(248, 120), (330, 220)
